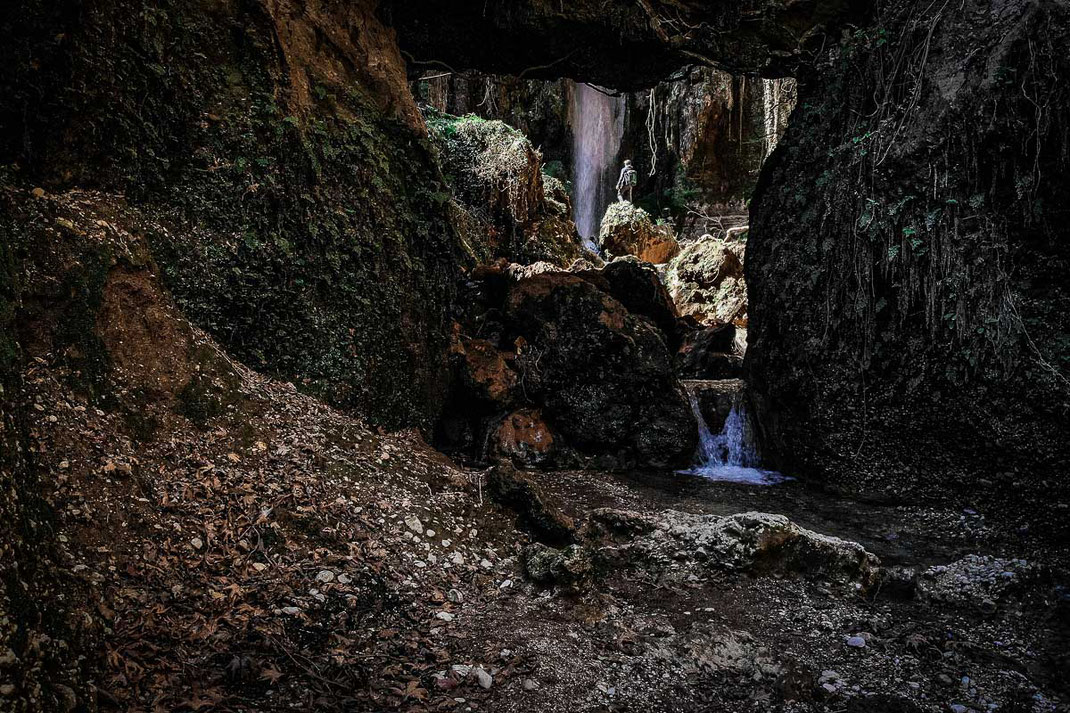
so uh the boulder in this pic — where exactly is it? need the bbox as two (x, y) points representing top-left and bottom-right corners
(486, 462), (574, 545)
(450, 335), (518, 405)
(506, 272), (697, 468)
(591, 509), (881, 589)
(428, 113), (582, 266)
(677, 324), (744, 379)
(505, 261), (561, 282)
(664, 236), (747, 324)
(524, 543), (594, 590)
(492, 408), (557, 466)
(577, 257), (681, 347)
(598, 202), (680, 264)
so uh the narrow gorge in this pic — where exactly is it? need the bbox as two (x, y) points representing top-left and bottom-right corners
(1, 1), (1068, 712)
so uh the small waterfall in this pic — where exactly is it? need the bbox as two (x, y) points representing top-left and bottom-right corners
(681, 383), (789, 485)
(569, 82), (626, 249)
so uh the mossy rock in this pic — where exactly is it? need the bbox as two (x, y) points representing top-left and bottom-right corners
(427, 110), (582, 266)
(598, 202), (680, 264)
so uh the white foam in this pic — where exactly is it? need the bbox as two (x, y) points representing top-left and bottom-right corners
(680, 386), (790, 486)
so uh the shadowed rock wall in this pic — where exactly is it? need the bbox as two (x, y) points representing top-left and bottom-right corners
(746, 0), (1070, 517)
(0, 0), (466, 431)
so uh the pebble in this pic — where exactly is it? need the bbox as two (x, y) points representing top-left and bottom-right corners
(281, 606), (302, 615)
(190, 537), (204, 550)
(404, 515), (424, 534)
(474, 667), (493, 689)
(315, 570), (335, 583)
(480, 558), (493, 569)
(523, 678), (537, 691)
(846, 636), (866, 648)
(949, 705), (968, 713)
(448, 588), (464, 603)
(451, 664), (472, 678)
(436, 611), (455, 621)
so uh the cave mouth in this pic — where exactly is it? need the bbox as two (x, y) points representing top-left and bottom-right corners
(413, 68), (798, 478)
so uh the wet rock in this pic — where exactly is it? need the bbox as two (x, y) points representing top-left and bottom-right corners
(680, 378), (746, 434)
(664, 235), (747, 325)
(524, 543), (594, 590)
(598, 202), (680, 264)
(486, 462), (575, 545)
(506, 272), (696, 468)
(591, 509), (880, 588)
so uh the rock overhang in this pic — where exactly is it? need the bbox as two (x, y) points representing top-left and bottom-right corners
(381, 0), (875, 89)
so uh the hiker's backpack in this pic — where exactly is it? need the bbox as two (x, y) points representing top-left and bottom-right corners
(627, 168), (637, 186)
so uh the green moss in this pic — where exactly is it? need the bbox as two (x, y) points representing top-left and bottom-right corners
(2, 1), (467, 432)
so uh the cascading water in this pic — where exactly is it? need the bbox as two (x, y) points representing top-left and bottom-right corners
(569, 82), (626, 250)
(680, 384), (790, 485)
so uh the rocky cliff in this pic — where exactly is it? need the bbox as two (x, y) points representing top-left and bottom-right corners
(1, 0), (466, 432)
(383, 0), (870, 88)
(746, 0), (1070, 510)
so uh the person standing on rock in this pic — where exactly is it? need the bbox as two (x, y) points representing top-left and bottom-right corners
(616, 159), (637, 203)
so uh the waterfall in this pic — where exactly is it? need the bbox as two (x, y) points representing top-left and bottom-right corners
(680, 384), (790, 485)
(569, 82), (626, 249)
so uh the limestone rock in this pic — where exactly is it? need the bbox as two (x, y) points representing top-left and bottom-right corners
(429, 113), (582, 266)
(577, 257), (681, 347)
(591, 509), (880, 588)
(491, 408), (557, 466)
(663, 235), (747, 325)
(676, 324), (744, 379)
(524, 543), (594, 590)
(450, 336), (517, 405)
(506, 272), (696, 468)
(486, 462), (574, 545)
(598, 202), (680, 264)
